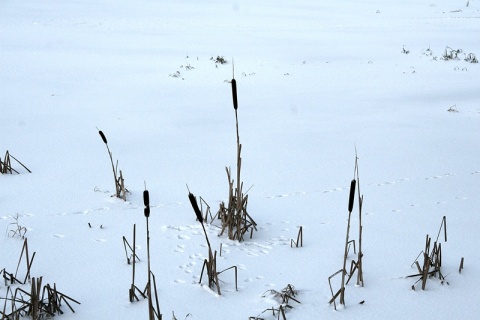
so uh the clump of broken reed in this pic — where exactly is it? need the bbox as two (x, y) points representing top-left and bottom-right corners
(329, 150), (365, 310)
(1, 276), (80, 319)
(407, 216), (456, 290)
(97, 129), (127, 201)
(187, 187), (238, 295)
(250, 284), (301, 320)
(1, 239), (80, 319)
(0, 150), (31, 174)
(6, 213), (27, 239)
(215, 65), (257, 242)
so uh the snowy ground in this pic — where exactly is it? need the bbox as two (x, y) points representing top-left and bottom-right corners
(1, 0), (480, 319)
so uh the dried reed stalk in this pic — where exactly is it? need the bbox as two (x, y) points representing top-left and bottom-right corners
(328, 269), (344, 310)
(9, 153), (31, 173)
(354, 150), (364, 287)
(126, 224), (145, 302)
(123, 225), (141, 265)
(459, 257), (464, 273)
(290, 226), (303, 248)
(14, 238), (35, 285)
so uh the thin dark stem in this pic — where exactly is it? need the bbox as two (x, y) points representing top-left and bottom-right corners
(146, 217), (153, 320)
(105, 144), (118, 197)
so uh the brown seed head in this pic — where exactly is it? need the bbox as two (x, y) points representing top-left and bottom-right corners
(99, 130), (108, 144)
(348, 179), (356, 212)
(231, 79), (238, 110)
(188, 192), (203, 223)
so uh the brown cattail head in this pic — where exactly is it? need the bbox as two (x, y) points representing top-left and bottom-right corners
(188, 192), (203, 223)
(348, 179), (356, 212)
(143, 190), (150, 207)
(144, 206), (150, 218)
(98, 130), (108, 144)
(231, 79), (238, 110)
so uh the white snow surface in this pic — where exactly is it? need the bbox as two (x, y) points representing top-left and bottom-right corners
(1, 0), (480, 319)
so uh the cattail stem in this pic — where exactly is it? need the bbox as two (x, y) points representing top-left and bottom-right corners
(146, 215), (153, 320)
(98, 130), (120, 198)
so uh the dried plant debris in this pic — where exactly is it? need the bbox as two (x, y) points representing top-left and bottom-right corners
(6, 213), (27, 239)
(1, 277), (80, 319)
(0, 150), (31, 174)
(407, 216), (457, 290)
(212, 55), (228, 64)
(1, 240), (80, 319)
(251, 285), (300, 320)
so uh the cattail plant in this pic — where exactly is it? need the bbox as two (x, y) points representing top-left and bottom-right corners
(188, 186), (237, 295)
(97, 129), (127, 201)
(216, 64), (257, 242)
(143, 188), (155, 319)
(329, 151), (367, 309)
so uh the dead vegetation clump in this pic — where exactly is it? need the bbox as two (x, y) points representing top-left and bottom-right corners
(0, 151), (31, 174)
(1, 239), (80, 319)
(249, 284), (301, 320)
(407, 216), (462, 290)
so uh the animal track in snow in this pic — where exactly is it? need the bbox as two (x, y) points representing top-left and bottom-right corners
(174, 244), (186, 253)
(264, 170), (475, 201)
(244, 275), (264, 283)
(424, 173), (455, 180)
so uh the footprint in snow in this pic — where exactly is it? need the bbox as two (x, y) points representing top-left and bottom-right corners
(174, 244), (185, 253)
(53, 234), (65, 238)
